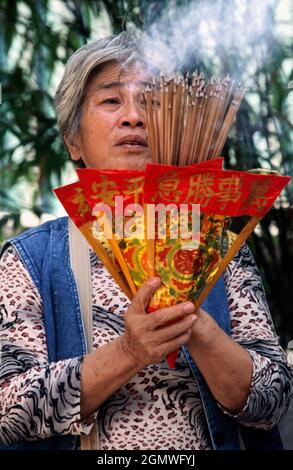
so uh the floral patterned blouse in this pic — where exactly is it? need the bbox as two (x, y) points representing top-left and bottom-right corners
(0, 242), (292, 449)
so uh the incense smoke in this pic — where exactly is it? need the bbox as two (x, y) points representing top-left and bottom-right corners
(141, 0), (273, 82)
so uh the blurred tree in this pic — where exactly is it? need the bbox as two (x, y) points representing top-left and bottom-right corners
(0, 0), (292, 344)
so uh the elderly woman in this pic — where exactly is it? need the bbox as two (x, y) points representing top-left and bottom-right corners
(0, 31), (292, 451)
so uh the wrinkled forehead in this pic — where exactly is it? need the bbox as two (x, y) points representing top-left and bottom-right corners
(90, 61), (154, 92)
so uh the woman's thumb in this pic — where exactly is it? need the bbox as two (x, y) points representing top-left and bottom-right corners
(130, 277), (161, 313)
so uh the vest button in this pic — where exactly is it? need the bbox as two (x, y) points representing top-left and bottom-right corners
(215, 432), (225, 447)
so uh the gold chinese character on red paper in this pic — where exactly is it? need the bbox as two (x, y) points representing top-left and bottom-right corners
(184, 174), (216, 207)
(217, 176), (242, 209)
(72, 187), (89, 218)
(91, 176), (119, 206)
(249, 180), (270, 212)
(153, 172), (182, 203)
(123, 177), (144, 204)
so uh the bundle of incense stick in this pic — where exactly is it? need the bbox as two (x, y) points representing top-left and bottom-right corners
(144, 72), (245, 165)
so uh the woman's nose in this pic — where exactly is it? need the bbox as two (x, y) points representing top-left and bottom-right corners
(118, 102), (146, 129)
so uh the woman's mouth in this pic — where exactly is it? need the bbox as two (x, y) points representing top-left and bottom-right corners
(116, 135), (148, 148)
(119, 143), (146, 151)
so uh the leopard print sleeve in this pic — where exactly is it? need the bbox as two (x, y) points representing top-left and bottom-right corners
(221, 243), (293, 428)
(0, 245), (93, 445)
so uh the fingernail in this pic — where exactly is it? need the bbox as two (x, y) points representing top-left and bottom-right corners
(191, 315), (197, 322)
(183, 302), (195, 313)
(149, 277), (160, 287)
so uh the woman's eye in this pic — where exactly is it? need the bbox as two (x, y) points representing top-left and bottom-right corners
(103, 98), (120, 104)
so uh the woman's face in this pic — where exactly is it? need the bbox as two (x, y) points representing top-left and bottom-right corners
(65, 61), (152, 170)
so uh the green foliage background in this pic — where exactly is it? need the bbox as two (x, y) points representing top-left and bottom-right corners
(0, 0), (292, 345)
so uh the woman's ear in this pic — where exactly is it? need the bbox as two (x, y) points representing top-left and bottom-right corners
(64, 133), (82, 162)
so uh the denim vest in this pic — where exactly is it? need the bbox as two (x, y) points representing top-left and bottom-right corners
(0, 217), (282, 450)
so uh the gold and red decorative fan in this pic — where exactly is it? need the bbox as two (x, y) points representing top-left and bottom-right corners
(54, 160), (289, 367)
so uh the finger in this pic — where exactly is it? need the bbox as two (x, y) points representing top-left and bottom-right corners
(147, 301), (195, 329)
(156, 313), (197, 343)
(159, 329), (193, 358)
(128, 277), (161, 314)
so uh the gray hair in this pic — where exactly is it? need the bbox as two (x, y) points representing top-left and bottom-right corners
(54, 30), (173, 144)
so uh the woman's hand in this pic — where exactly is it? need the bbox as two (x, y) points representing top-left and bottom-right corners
(119, 277), (197, 368)
(81, 277), (197, 418)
